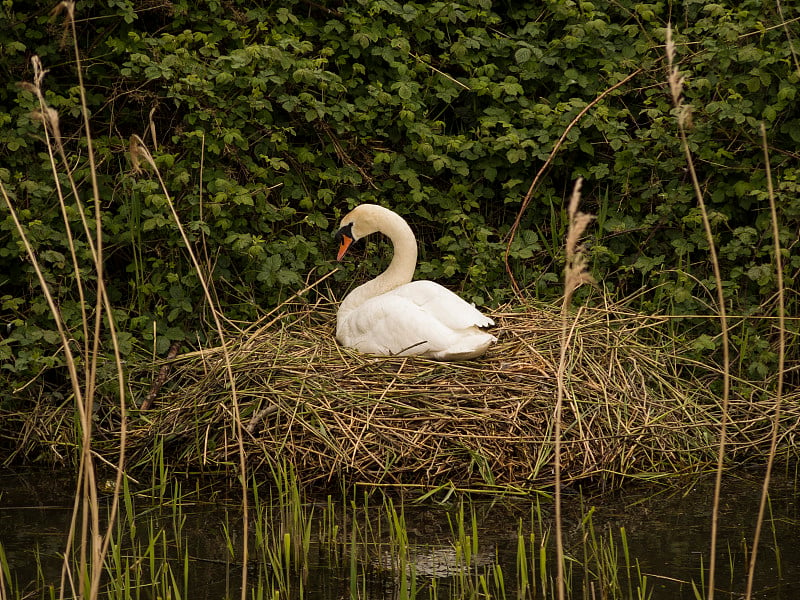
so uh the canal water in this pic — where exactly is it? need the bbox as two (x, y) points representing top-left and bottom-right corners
(1, 468), (797, 599)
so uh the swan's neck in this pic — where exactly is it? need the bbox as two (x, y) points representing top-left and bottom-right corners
(340, 210), (418, 314)
(375, 211), (417, 288)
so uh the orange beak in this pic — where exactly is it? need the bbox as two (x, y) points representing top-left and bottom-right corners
(337, 234), (353, 261)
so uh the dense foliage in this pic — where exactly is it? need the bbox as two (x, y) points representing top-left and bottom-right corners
(1, 0), (798, 397)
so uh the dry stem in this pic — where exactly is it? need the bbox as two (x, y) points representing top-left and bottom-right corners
(666, 24), (732, 600)
(744, 123), (787, 600)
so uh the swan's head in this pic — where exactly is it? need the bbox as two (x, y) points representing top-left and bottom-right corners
(334, 204), (387, 261)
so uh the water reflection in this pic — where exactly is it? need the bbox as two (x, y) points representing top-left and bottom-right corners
(0, 469), (797, 599)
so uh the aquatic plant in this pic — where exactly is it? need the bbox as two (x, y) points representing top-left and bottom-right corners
(3, 468), (798, 599)
(553, 177), (595, 600)
(665, 24), (790, 600)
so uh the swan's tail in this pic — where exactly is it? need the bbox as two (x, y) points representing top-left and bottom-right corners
(428, 330), (497, 361)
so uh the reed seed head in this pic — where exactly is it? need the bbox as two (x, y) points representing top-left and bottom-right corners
(51, 2), (75, 50)
(26, 57), (64, 148)
(564, 178), (596, 299)
(31, 55), (47, 92)
(129, 134), (155, 174)
(665, 24), (693, 129)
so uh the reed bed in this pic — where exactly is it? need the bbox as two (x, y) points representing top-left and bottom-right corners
(70, 297), (789, 490)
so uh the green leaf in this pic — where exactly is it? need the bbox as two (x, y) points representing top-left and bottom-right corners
(514, 47), (531, 64)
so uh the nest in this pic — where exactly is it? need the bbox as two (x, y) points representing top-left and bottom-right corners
(120, 299), (799, 490)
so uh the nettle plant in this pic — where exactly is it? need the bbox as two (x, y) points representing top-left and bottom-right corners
(0, 0), (798, 391)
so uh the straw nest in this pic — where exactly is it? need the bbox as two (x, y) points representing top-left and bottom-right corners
(118, 299), (798, 490)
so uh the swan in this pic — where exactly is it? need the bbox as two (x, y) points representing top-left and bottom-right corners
(334, 204), (496, 360)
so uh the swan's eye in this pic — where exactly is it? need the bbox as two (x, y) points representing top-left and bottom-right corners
(334, 222), (354, 243)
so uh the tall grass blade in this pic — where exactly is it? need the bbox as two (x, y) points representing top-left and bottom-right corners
(16, 4), (131, 598)
(0, 542), (10, 600)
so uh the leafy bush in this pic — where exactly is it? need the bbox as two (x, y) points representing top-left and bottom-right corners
(1, 0), (798, 396)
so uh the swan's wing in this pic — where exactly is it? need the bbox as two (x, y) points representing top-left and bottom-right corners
(336, 282), (495, 359)
(390, 281), (495, 329)
(336, 294), (451, 356)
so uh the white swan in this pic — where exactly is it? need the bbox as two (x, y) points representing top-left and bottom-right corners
(334, 204), (496, 360)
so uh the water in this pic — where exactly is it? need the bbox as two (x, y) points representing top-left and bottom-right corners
(589, 473), (799, 598)
(1, 468), (798, 599)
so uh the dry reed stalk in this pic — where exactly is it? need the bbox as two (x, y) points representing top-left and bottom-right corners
(130, 134), (250, 600)
(744, 124), (786, 600)
(776, 0), (800, 76)
(666, 25), (732, 600)
(0, 181), (94, 587)
(7, 4), (130, 598)
(21, 52), (101, 600)
(554, 178), (595, 600)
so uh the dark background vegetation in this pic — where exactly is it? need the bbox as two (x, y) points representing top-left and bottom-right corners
(1, 0), (798, 404)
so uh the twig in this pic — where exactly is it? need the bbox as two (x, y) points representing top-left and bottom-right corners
(775, 0), (800, 76)
(298, 0), (341, 17)
(247, 404), (279, 434)
(504, 69), (641, 297)
(141, 342), (181, 410)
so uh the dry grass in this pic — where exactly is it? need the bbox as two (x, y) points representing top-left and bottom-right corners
(62, 297), (790, 490)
